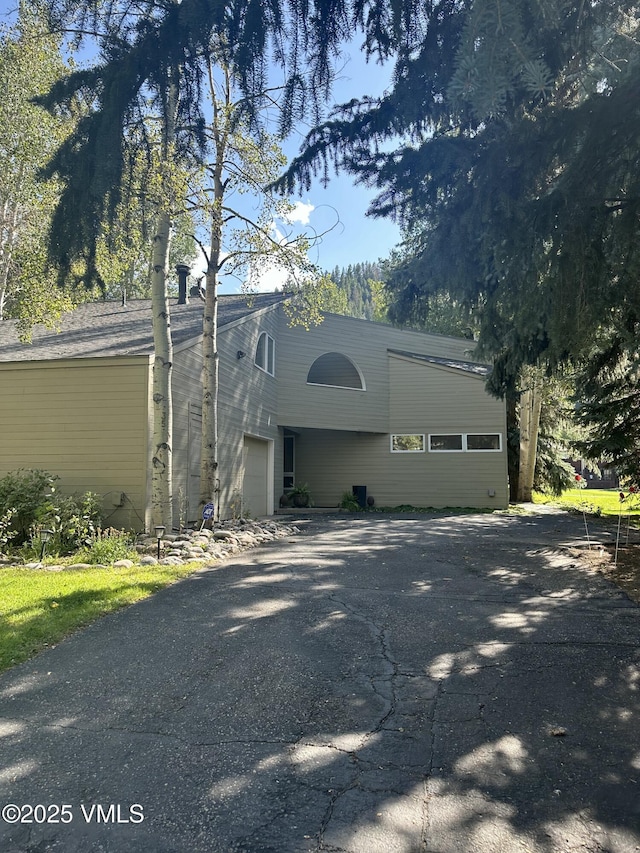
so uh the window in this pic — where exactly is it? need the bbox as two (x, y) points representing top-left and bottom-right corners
(391, 434), (425, 453)
(255, 332), (275, 375)
(307, 352), (364, 390)
(429, 434), (463, 452)
(428, 434), (502, 452)
(466, 433), (501, 451)
(283, 434), (295, 489)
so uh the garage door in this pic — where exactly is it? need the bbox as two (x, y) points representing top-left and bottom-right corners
(243, 436), (269, 517)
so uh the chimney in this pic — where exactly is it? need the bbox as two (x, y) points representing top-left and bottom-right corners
(176, 263), (191, 304)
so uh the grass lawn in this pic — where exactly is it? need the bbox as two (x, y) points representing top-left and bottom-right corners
(533, 488), (640, 520)
(0, 561), (203, 673)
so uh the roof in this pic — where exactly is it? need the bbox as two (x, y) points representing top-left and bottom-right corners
(0, 292), (286, 363)
(388, 349), (491, 377)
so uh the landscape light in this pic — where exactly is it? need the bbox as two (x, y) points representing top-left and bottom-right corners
(154, 526), (166, 560)
(39, 528), (54, 561)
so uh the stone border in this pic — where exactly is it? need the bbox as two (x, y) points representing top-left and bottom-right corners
(0, 519), (300, 570)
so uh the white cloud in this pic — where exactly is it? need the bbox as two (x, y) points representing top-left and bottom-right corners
(283, 200), (315, 225)
(187, 203), (316, 294)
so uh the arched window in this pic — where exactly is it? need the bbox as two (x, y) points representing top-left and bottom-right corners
(255, 332), (275, 375)
(306, 352), (365, 390)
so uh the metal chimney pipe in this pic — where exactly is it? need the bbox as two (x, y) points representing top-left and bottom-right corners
(176, 263), (191, 304)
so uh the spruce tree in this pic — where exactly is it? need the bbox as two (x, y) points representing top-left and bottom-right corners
(278, 0), (640, 385)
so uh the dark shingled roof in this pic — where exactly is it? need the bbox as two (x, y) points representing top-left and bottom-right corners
(388, 349), (490, 377)
(0, 293), (286, 363)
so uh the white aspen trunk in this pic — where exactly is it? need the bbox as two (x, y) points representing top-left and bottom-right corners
(150, 76), (179, 530)
(199, 64), (229, 520)
(199, 241), (219, 516)
(0, 173), (25, 321)
(517, 374), (543, 502)
(150, 206), (174, 529)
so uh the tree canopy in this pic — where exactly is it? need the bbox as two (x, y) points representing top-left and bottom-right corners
(40, 0), (430, 287)
(278, 0), (640, 395)
(0, 4), (77, 331)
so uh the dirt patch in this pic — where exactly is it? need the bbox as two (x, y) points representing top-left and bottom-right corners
(569, 542), (640, 605)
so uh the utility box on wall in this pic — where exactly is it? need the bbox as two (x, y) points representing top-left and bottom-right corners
(352, 485), (367, 509)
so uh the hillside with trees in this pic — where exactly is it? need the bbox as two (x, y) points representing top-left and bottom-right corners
(325, 261), (383, 321)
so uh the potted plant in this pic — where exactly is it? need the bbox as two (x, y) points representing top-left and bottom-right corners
(290, 483), (312, 508)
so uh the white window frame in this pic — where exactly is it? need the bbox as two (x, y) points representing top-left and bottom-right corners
(428, 433), (502, 452)
(465, 433), (502, 452)
(390, 434), (426, 453)
(306, 352), (366, 391)
(428, 434), (464, 453)
(255, 332), (275, 376)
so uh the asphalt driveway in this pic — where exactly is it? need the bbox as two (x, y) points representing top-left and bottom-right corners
(1, 511), (639, 852)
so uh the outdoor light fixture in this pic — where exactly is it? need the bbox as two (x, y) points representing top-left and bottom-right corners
(39, 528), (54, 561)
(237, 350), (246, 360)
(154, 525), (165, 560)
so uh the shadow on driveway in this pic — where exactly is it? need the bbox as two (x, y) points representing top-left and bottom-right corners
(1, 511), (639, 852)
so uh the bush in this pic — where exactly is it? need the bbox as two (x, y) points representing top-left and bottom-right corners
(339, 491), (361, 512)
(0, 469), (58, 544)
(51, 491), (103, 554)
(0, 469), (104, 556)
(0, 509), (17, 552)
(75, 528), (137, 565)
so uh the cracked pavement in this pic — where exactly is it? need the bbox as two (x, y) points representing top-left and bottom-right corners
(1, 510), (640, 852)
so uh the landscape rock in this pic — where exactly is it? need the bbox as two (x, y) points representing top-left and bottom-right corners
(160, 556), (184, 566)
(6, 519), (299, 571)
(212, 530), (235, 540)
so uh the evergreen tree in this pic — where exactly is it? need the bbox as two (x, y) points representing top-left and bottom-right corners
(40, 0), (430, 288)
(278, 0), (640, 388)
(277, 1), (640, 495)
(572, 327), (640, 481)
(326, 260), (383, 320)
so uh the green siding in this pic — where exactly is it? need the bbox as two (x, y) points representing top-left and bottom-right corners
(216, 309), (280, 518)
(287, 348), (508, 509)
(0, 358), (151, 530)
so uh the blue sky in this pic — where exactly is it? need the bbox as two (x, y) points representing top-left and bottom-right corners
(0, 2), (401, 291)
(280, 47), (400, 274)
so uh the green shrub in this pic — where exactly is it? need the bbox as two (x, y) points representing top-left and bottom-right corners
(0, 469), (58, 544)
(0, 469), (104, 556)
(75, 528), (137, 565)
(51, 491), (103, 554)
(0, 508), (17, 551)
(339, 491), (361, 512)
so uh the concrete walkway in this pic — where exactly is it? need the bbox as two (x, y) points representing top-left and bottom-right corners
(1, 511), (639, 852)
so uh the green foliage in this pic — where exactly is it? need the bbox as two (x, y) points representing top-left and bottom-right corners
(41, 0), (425, 289)
(325, 262), (384, 321)
(572, 331), (640, 481)
(0, 5), (78, 328)
(280, 0), (640, 398)
(0, 469), (58, 544)
(191, 67), (320, 297)
(0, 469), (104, 555)
(75, 528), (137, 565)
(533, 443), (575, 498)
(0, 509), (17, 551)
(339, 491), (361, 512)
(534, 489), (640, 521)
(289, 483), (313, 507)
(532, 373), (577, 497)
(49, 491), (103, 554)
(283, 274), (346, 328)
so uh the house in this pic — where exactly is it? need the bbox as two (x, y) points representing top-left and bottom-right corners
(0, 294), (508, 530)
